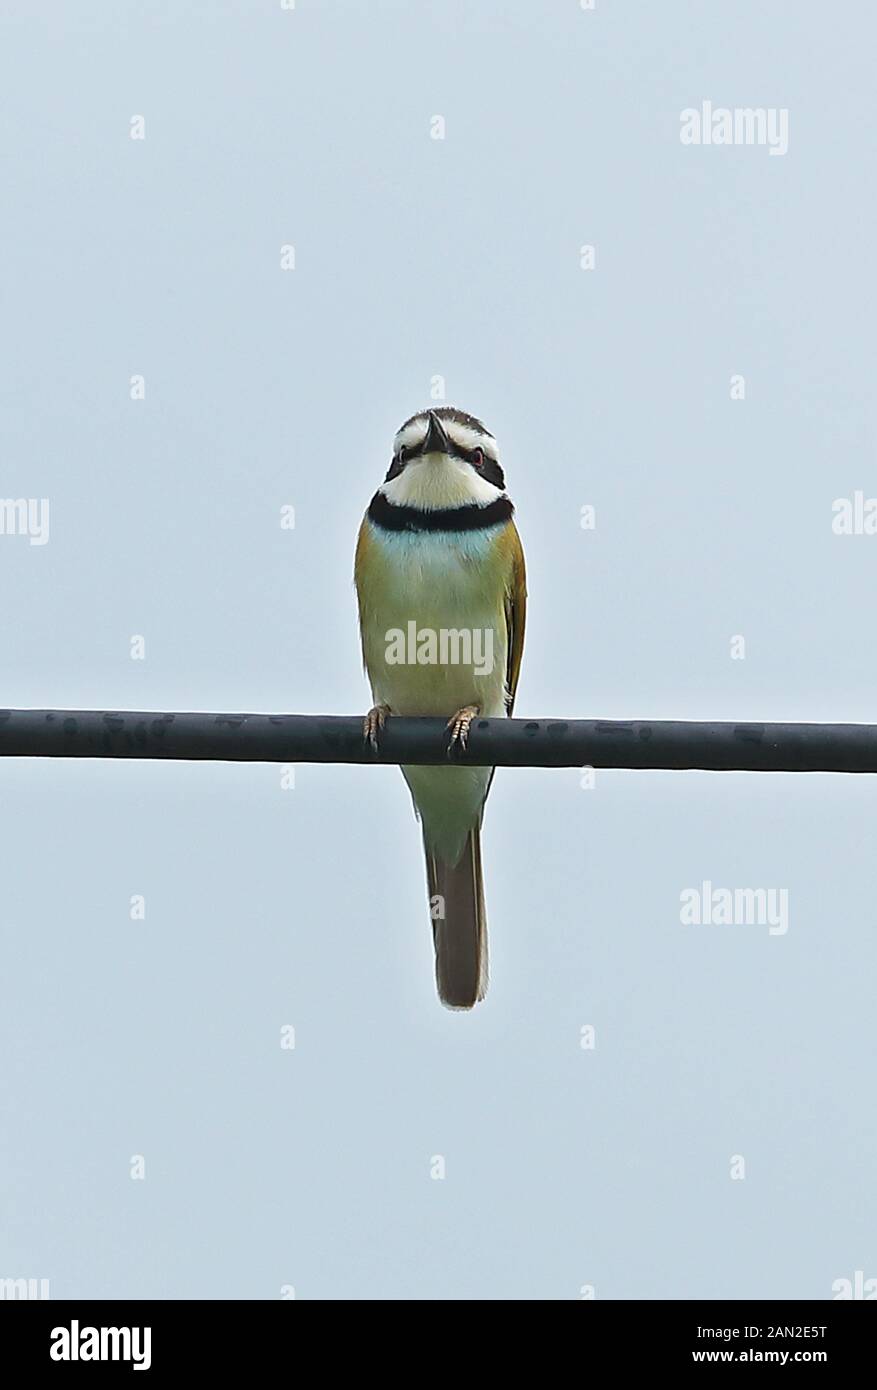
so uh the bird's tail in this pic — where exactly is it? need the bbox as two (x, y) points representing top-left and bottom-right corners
(424, 826), (488, 1010)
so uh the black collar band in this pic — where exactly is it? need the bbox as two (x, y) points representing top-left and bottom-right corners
(368, 492), (514, 534)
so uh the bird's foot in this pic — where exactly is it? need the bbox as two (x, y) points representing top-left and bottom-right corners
(446, 705), (480, 754)
(363, 703), (391, 751)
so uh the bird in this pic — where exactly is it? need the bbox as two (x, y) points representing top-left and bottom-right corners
(354, 406), (526, 1009)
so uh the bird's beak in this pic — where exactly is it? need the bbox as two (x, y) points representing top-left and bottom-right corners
(418, 410), (451, 457)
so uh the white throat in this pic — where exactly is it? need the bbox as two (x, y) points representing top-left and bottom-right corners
(381, 453), (505, 510)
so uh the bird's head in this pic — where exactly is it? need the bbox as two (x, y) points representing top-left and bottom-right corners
(384, 407), (506, 502)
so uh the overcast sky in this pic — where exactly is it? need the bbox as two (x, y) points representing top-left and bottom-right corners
(1, 0), (874, 1299)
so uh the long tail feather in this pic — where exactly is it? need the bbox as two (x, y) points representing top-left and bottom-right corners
(424, 827), (488, 1010)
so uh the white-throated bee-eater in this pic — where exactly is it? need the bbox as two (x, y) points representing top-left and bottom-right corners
(355, 407), (526, 1009)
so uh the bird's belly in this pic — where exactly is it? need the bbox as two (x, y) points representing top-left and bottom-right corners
(359, 528), (508, 718)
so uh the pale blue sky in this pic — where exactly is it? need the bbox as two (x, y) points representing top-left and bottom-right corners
(1, 0), (874, 1299)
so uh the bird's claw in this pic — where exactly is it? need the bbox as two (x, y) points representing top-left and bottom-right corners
(363, 703), (391, 751)
(446, 705), (480, 754)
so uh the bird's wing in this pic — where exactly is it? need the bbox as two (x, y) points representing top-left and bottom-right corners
(354, 514), (375, 677)
(503, 521), (527, 715)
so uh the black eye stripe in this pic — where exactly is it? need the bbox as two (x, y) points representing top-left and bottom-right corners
(478, 456), (506, 489)
(385, 435), (505, 489)
(397, 437), (496, 463)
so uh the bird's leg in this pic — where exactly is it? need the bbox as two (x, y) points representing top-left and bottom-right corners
(446, 704), (480, 754)
(363, 703), (392, 751)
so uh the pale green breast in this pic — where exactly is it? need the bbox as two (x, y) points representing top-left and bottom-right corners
(356, 520), (511, 719)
